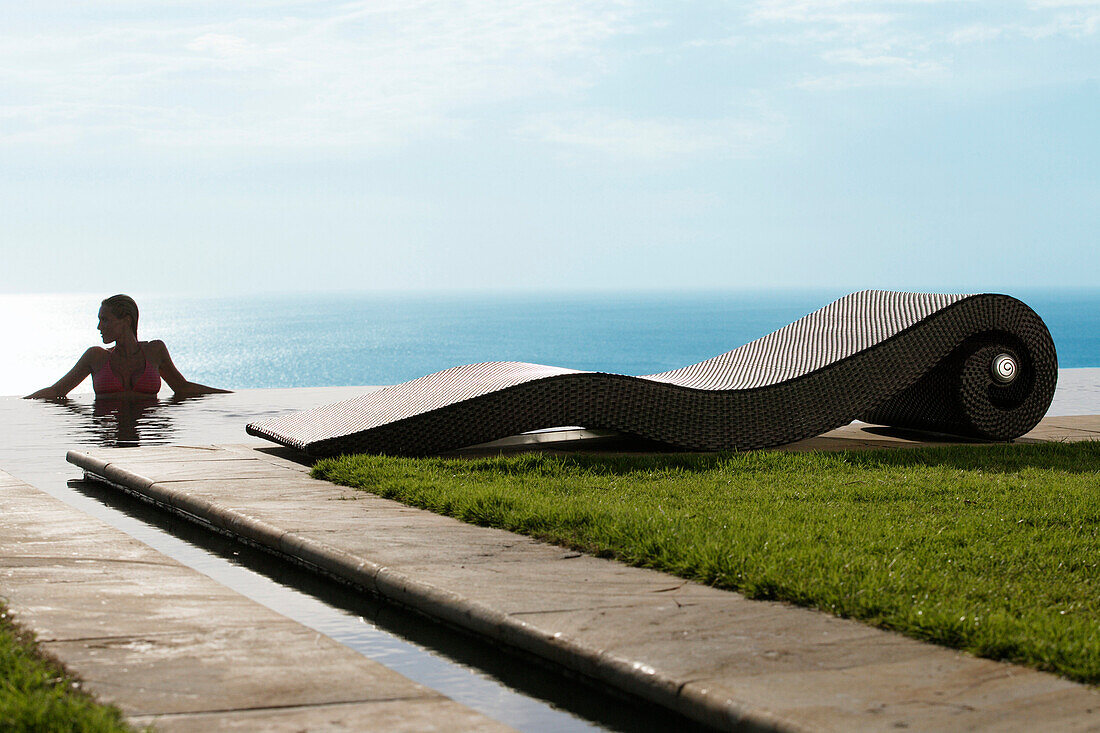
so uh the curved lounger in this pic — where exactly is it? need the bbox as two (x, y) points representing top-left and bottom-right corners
(247, 291), (1057, 457)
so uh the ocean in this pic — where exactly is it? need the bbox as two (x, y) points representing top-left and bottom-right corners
(3, 288), (1098, 397)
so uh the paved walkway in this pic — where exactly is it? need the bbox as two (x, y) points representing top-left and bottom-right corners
(0, 468), (512, 733)
(65, 420), (1100, 732)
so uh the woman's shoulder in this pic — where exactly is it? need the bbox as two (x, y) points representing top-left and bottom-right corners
(142, 339), (170, 360)
(82, 346), (109, 362)
(76, 346), (109, 373)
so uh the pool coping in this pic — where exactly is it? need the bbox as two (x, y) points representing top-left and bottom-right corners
(66, 421), (1100, 732)
(0, 467), (514, 732)
(68, 446), (783, 732)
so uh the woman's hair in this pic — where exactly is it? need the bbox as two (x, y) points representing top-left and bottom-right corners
(102, 294), (139, 336)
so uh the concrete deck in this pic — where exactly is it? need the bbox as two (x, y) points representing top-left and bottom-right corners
(0, 468), (513, 732)
(65, 418), (1100, 732)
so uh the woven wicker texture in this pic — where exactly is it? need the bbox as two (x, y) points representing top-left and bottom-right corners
(247, 291), (1057, 456)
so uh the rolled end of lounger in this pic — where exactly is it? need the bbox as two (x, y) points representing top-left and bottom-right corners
(859, 296), (1057, 441)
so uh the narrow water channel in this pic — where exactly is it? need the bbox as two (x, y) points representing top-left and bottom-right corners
(0, 390), (700, 732)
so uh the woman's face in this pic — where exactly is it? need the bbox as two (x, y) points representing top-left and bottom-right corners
(97, 306), (128, 344)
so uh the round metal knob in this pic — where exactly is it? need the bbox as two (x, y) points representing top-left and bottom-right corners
(991, 353), (1018, 384)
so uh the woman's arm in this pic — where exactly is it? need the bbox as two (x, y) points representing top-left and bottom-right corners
(151, 340), (232, 397)
(24, 348), (99, 399)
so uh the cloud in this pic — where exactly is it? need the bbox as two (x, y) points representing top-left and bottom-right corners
(184, 32), (257, 61)
(1022, 4), (1100, 37)
(948, 24), (1008, 44)
(0, 0), (642, 150)
(736, 0), (1100, 90)
(948, 1), (1100, 42)
(1, 1), (1096, 153)
(797, 46), (947, 88)
(748, 0), (894, 30)
(1028, 0), (1100, 7)
(518, 109), (787, 159)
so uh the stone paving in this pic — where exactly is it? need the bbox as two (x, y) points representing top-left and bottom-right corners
(0, 468), (513, 733)
(453, 415), (1100, 455)
(60, 418), (1100, 731)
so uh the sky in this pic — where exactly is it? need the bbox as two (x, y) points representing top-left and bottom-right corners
(2, 0), (1098, 295)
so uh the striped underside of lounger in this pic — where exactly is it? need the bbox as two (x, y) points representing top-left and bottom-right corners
(246, 291), (1057, 456)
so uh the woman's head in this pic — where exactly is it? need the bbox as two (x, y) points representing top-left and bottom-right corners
(99, 294), (139, 343)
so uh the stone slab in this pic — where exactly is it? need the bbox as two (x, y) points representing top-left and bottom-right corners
(131, 697), (511, 733)
(66, 433), (1100, 732)
(447, 416), (1100, 456)
(0, 468), (512, 732)
(776, 415), (1099, 452)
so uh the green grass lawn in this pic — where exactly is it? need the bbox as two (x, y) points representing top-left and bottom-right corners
(314, 441), (1100, 684)
(0, 604), (132, 732)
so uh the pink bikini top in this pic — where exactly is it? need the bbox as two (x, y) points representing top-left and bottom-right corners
(92, 351), (162, 395)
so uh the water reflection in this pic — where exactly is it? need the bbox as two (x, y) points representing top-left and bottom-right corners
(2, 387), (376, 466)
(36, 396), (184, 447)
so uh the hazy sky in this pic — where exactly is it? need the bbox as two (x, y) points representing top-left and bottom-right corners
(3, 1), (1098, 294)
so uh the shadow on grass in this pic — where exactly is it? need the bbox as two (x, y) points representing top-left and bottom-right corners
(843, 440), (1100, 474)
(430, 440), (1100, 477)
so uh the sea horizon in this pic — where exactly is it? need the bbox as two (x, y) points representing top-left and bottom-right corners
(5, 287), (1098, 398)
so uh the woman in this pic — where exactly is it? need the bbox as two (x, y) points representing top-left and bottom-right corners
(25, 294), (230, 399)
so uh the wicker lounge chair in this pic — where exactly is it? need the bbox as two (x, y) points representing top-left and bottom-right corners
(247, 291), (1057, 456)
